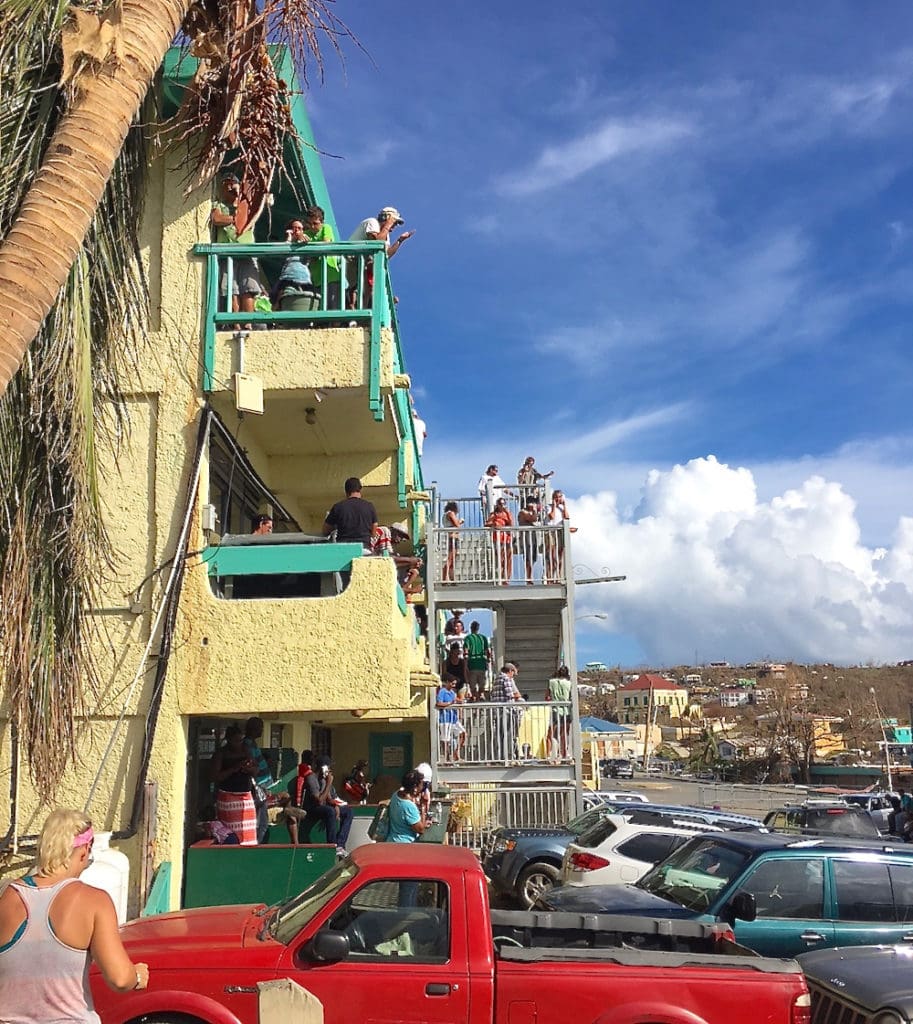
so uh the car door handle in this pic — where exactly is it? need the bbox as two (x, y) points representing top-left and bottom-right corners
(800, 932), (825, 943)
(902, 934), (913, 942)
(426, 983), (451, 996)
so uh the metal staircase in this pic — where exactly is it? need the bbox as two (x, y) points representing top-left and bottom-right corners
(500, 601), (564, 699)
(424, 488), (584, 849)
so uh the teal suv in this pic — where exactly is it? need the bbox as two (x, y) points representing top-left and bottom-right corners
(539, 831), (913, 958)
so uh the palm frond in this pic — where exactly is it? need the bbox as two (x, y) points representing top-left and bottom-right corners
(0, 0), (149, 798)
(171, 0), (357, 218)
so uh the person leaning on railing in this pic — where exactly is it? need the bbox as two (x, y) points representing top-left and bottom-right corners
(303, 206), (341, 309)
(346, 206), (414, 308)
(272, 217), (318, 312)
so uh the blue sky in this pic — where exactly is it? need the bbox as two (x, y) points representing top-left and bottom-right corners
(305, 1), (913, 667)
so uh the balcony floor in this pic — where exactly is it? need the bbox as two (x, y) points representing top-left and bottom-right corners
(431, 586), (566, 608)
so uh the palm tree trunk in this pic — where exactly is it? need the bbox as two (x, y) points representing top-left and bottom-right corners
(0, 0), (191, 397)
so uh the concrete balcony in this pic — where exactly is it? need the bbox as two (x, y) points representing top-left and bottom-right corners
(172, 548), (419, 716)
(195, 242), (423, 516)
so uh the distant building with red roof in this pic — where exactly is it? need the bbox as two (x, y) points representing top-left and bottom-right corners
(616, 674), (689, 724)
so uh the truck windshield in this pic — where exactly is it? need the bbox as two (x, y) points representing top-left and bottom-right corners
(271, 861), (359, 944)
(637, 838), (749, 912)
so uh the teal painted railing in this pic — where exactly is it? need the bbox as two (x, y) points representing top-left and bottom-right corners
(141, 861), (172, 917)
(203, 542), (363, 578)
(202, 543), (409, 618)
(192, 240), (387, 421)
(385, 265), (426, 499)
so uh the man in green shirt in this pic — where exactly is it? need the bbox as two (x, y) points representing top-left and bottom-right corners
(210, 173), (266, 314)
(463, 621), (491, 701)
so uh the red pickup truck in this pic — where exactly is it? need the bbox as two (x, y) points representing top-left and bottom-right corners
(92, 844), (811, 1024)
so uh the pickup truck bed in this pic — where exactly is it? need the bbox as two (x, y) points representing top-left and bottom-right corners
(491, 908), (749, 953)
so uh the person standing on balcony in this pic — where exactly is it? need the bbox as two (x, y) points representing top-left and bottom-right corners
(442, 643), (468, 694)
(324, 477), (378, 551)
(464, 621), (491, 700)
(477, 464), (512, 516)
(272, 217), (317, 312)
(303, 206), (341, 310)
(442, 502), (463, 583)
(210, 173), (267, 315)
(517, 497), (541, 585)
(347, 206), (414, 308)
(486, 496), (514, 584)
(435, 677), (465, 763)
(546, 666), (573, 759)
(545, 490), (575, 583)
(492, 663), (523, 762)
(517, 456), (554, 506)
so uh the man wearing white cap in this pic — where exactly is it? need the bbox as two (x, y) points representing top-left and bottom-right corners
(347, 206), (414, 307)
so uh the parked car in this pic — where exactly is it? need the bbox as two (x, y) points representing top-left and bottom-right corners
(800, 943), (913, 1024)
(484, 805), (615, 908)
(537, 831), (913, 959)
(600, 757), (635, 779)
(762, 802), (883, 839)
(91, 843), (812, 1024)
(484, 803), (762, 908)
(841, 792), (895, 832)
(582, 790), (650, 811)
(561, 812), (723, 887)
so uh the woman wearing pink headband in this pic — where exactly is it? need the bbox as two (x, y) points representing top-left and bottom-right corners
(0, 808), (149, 1023)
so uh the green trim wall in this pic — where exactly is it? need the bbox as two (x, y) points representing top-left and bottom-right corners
(184, 843), (337, 907)
(203, 541), (363, 577)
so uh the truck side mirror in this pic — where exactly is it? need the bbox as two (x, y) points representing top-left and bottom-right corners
(728, 891), (757, 922)
(306, 930), (350, 963)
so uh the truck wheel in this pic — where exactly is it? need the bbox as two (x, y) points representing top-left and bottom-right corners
(517, 862), (559, 909)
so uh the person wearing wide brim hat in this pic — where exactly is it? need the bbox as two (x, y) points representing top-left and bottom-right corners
(346, 207), (415, 308)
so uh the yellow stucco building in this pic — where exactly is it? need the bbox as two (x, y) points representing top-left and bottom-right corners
(0, 49), (433, 910)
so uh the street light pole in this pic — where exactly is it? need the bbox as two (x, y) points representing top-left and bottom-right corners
(871, 688), (894, 790)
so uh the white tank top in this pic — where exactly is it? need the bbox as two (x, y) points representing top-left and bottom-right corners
(0, 878), (101, 1024)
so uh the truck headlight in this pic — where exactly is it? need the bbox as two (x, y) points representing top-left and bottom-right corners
(491, 838), (516, 854)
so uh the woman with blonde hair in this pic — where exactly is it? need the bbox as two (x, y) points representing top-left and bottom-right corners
(0, 808), (149, 1023)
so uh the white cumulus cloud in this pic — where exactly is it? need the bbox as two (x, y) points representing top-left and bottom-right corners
(572, 455), (913, 665)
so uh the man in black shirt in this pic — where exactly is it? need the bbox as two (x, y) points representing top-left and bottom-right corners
(324, 477), (378, 549)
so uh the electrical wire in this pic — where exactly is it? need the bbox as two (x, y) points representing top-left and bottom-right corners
(83, 408), (214, 815)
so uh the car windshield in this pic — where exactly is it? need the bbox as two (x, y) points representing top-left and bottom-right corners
(270, 861), (359, 944)
(637, 837), (750, 912)
(566, 806), (612, 837)
(805, 808), (879, 837)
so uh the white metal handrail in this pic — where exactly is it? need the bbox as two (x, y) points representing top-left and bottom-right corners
(432, 699), (573, 766)
(443, 782), (577, 851)
(432, 524), (568, 586)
